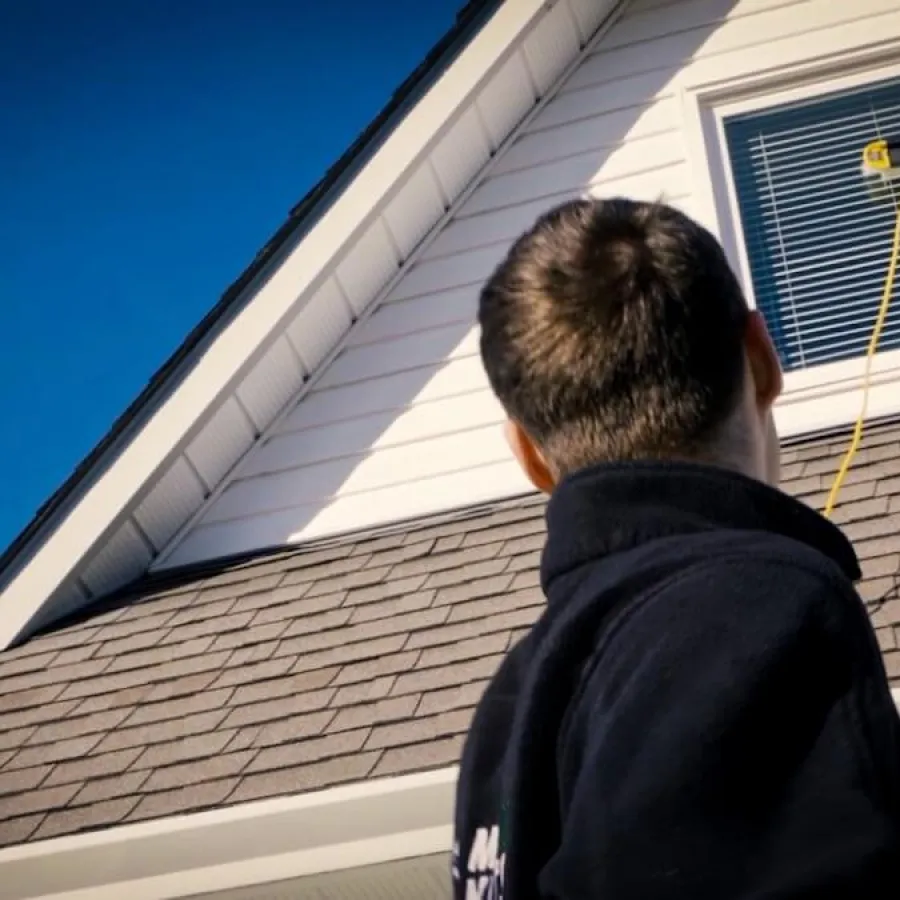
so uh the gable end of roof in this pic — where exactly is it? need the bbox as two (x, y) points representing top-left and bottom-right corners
(0, 0), (622, 649)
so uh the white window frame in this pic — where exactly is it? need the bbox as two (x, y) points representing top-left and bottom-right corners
(679, 43), (900, 439)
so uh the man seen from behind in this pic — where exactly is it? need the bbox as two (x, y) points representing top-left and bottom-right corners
(452, 197), (900, 899)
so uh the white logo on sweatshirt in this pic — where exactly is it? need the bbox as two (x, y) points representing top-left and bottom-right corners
(452, 826), (506, 899)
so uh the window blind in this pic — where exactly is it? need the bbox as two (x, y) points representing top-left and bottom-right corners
(724, 77), (900, 373)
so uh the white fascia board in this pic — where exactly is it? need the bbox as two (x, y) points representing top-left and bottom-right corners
(0, 767), (458, 900)
(0, 0), (551, 650)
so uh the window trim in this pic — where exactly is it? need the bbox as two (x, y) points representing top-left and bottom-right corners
(680, 41), (900, 438)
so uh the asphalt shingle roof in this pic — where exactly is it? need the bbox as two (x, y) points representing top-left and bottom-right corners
(0, 418), (898, 848)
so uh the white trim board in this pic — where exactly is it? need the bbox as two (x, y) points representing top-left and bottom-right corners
(0, 0), (565, 650)
(0, 768), (459, 900)
(679, 39), (900, 439)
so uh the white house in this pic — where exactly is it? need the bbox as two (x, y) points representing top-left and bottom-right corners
(2, 0), (900, 896)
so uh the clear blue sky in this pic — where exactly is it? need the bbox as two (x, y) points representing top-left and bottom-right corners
(0, 0), (462, 551)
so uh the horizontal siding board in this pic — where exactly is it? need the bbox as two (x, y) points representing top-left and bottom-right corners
(168, 0), (900, 567)
(33, 580), (90, 634)
(582, 163), (692, 206)
(204, 423), (512, 526)
(166, 459), (530, 566)
(244, 388), (504, 477)
(490, 98), (680, 177)
(345, 287), (477, 347)
(533, 70), (677, 132)
(672, 2), (900, 90)
(426, 183), (692, 264)
(421, 198), (559, 260)
(316, 324), (478, 391)
(462, 131), (684, 216)
(566, 0), (816, 93)
(386, 245), (506, 304)
(596, 0), (799, 53)
(282, 356), (489, 434)
(564, 25), (716, 91)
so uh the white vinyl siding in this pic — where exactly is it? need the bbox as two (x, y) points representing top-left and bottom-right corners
(165, 0), (900, 568)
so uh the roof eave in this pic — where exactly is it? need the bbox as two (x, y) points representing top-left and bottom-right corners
(0, 767), (458, 900)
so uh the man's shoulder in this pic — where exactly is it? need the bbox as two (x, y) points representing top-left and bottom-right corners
(645, 535), (863, 648)
(654, 526), (854, 596)
(589, 527), (860, 654)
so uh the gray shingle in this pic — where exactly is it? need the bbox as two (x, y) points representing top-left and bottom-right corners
(125, 686), (235, 727)
(132, 730), (239, 770)
(245, 729), (370, 774)
(391, 655), (505, 697)
(227, 751), (381, 805)
(0, 782), (81, 820)
(330, 675), (396, 707)
(0, 698), (80, 734)
(140, 750), (255, 793)
(0, 416), (898, 848)
(220, 687), (335, 730)
(31, 796), (140, 842)
(364, 708), (473, 751)
(372, 735), (465, 778)
(43, 747), (142, 788)
(329, 695), (419, 734)
(26, 707), (132, 745)
(72, 770), (152, 805)
(251, 709), (335, 749)
(329, 649), (422, 686)
(6, 734), (103, 771)
(0, 648), (58, 680)
(129, 777), (239, 822)
(93, 709), (230, 756)
(0, 814), (45, 847)
(0, 764), (51, 797)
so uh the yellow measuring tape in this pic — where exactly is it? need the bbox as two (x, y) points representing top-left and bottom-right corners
(823, 206), (900, 518)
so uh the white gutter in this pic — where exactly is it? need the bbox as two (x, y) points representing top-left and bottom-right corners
(0, 767), (458, 900)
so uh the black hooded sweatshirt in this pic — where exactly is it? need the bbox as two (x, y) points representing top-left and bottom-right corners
(452, 462), (900, 899)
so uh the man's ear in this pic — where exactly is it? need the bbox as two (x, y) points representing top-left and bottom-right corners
(504, 419), (557, 494)
(745, 309), (783, 412)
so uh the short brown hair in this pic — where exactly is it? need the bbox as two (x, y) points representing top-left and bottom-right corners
(478, 197), (750, 476)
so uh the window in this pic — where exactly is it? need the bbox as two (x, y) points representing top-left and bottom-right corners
(721, 77), (900, 374)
